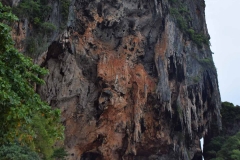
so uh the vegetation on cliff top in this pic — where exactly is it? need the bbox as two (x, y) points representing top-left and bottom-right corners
(0, 2), (65, 159)
(169, 0), (210, 47)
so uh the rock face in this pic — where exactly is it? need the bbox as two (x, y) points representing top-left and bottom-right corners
(13, 0), (221, 159)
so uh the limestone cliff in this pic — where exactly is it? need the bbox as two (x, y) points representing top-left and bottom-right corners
(10, 0), (221, 159)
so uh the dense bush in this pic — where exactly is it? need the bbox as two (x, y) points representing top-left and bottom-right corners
(0, 2), (64, 159)
(52, 147), (68, 159)
(204, 102), (240, 160)
(0, 143), (41, 160)
(212, 132), (240, 160)
(221, 102), (240, 125)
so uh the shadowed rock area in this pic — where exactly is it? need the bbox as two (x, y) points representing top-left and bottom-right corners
(10, 0), (221, 159)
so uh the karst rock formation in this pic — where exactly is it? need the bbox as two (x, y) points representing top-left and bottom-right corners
(9, 0), (222, 159)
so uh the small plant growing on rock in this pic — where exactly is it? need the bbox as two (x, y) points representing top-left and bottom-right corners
(169, 1), (209, 47)
(192, 76), (200, 83)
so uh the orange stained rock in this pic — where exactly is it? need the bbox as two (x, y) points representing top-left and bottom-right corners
(155, 32), (168, 60)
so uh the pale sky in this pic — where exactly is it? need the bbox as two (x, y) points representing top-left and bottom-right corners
(205, 0), (240, 106)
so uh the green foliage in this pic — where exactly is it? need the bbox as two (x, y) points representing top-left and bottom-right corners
(204, 102), (240, 160)
(12, 0), (70, 56)
(52, 148), (68, 159)
(198, 57), (215, 69)
(187, 28), (209, 47)
(231, 149), (240, 160)
(41, 22), (57, 33)
(213, 132), (240, 160)
(24, 34), (50, 57)
(221, 102), (240, 125)
(176, 104), (183, 117)
(31, 115), (64, 159)
(12, 0), (56, 56)
(192, 75), (200, 83)
(169, 3), (190, 31)
(204, 136), (226, 159)
(14, 0), (70, 30)
(0, 143), (40, 160)
(25, 37), (37, 55)
(169, 8), (178, 15)
(0, 3), (18, 52)
(60, 0), (70, 25)
(14, 0), (55, 30)
(191, 52), (215, 70)
(169, 0), (177, 4)
(169, 1), (209, 47)
(205, 132), (240, 160)
(178, 6), (189, 14)
(0, 2), (64, 159)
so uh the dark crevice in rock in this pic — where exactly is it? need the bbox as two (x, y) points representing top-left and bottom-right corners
(117, 134), (128, 157)
(80, 152), (103, 160)
(75, 54), (98, 82)
(83, 9), (95, 22)
(75, 0), (95, 9)
(140, 118), (146, 133)
(168, 55), (176, 80)
(39, 41), (65, 69)
(188, 86), (194, 105)
(97, 3), (102, 17)
(192, 151), (203, 160)
(60, 68), (64, 77)
(173, 102), (183, 132)
(46, 41), (64, 61)
(75, 19), (87, 35)
(176, 60), (185, 82)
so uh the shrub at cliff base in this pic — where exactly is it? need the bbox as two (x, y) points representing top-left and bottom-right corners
(210, 132), (240, 160)
(0, 143), (41, 160)
(204, 102), (240, 160)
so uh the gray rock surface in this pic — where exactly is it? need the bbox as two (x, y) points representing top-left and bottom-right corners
(12, 0), (222, 159)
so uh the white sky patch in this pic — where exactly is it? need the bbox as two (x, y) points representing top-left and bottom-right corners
(205, 0), (240, 106)
(200, 137), (204, 160)
(200, 137), (204, 151)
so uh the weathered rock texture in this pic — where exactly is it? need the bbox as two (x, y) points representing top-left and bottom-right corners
(12, 0), (221, 159)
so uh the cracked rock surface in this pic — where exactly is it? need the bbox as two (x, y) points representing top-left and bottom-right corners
(10, 0), (221, 159)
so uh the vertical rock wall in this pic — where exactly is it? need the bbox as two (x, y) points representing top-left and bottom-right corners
(12, 0), (221, 159)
